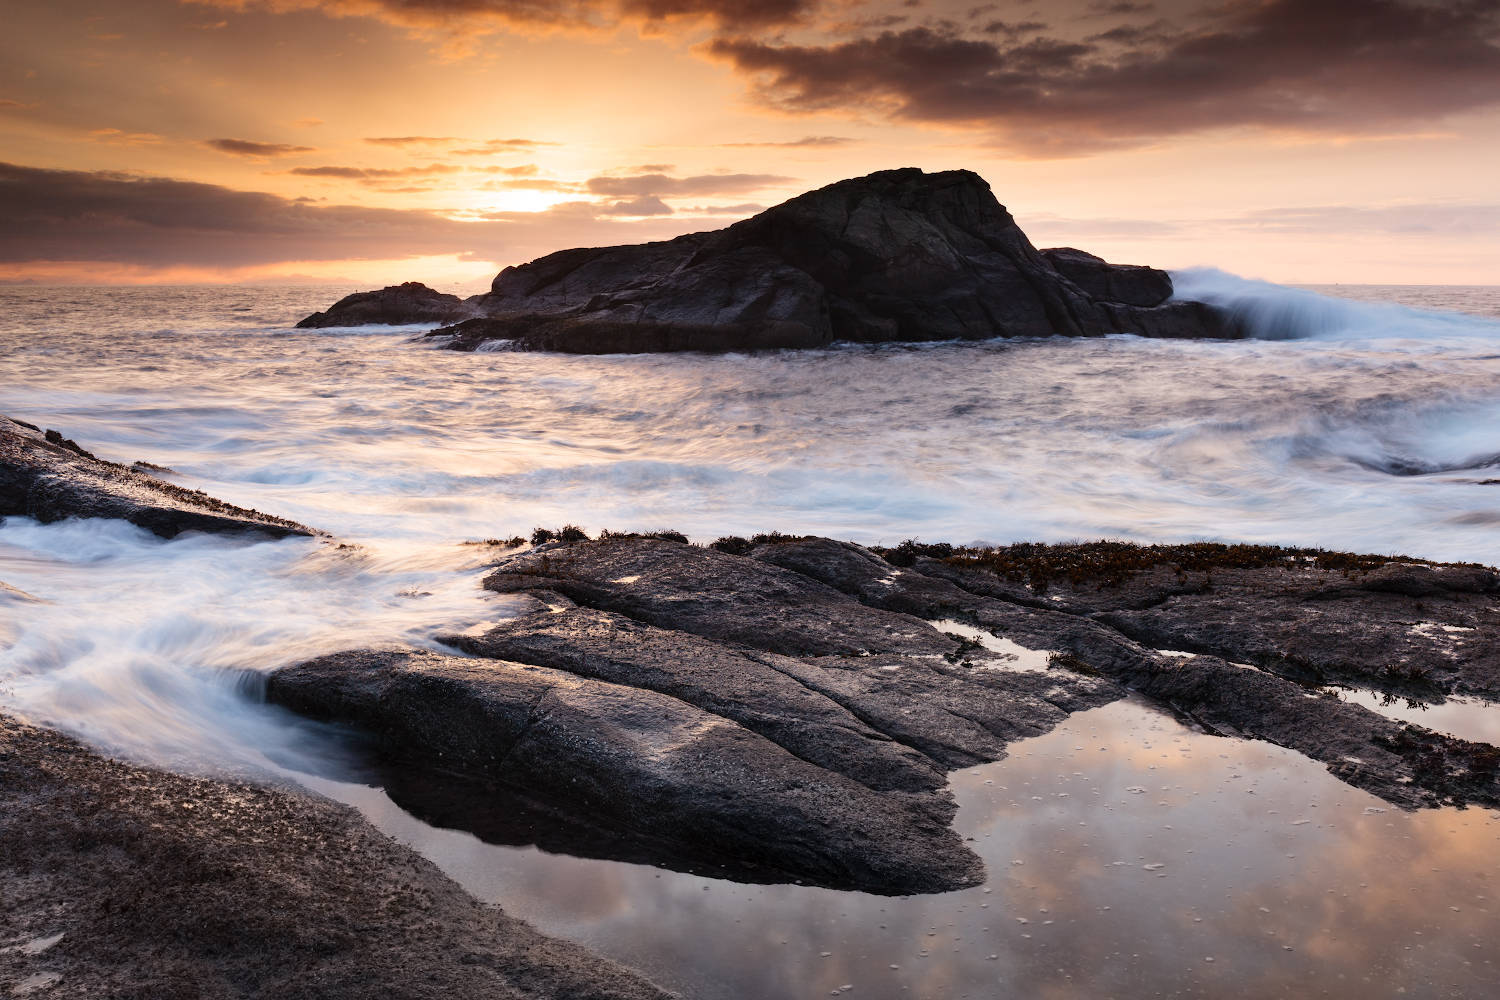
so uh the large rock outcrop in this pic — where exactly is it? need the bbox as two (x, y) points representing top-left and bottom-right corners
(297, 168), (1240, 352)
(0, 416), (318, 538)
(265, 532), (1500, 897)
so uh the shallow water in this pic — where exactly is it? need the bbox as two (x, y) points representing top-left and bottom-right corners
(305, 697), (1500, 1000)
(3, 276), (1500, 996)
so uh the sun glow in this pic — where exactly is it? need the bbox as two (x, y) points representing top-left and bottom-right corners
(455, 187), (580, 216)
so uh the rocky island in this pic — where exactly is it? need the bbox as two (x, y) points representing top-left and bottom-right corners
(297, 168), (1240, 352)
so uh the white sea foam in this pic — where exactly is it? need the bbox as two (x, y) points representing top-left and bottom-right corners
(3, 279), (1500, 770)
(1171, 268), (1500, 342)
(0, 517), (511, 773)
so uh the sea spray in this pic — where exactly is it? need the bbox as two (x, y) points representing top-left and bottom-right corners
(1171, 267), (1500, 341)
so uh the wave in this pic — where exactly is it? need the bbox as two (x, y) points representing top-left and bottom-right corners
(1170, 268), (1500, 342)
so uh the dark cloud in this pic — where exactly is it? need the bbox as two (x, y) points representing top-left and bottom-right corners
(205, 138), (317, 157)
(585, 171), (793, 196)
(709, 0), (1500, 155)
(1087, 1), (1152, 15)
(980, 19), (1046, 36)
(1086, 19), (1172, 46)
(620, 0), (809, 28)
(0, 161), (697, 269)
(718, 135), (856, 147)
(191, 0), (816, 33)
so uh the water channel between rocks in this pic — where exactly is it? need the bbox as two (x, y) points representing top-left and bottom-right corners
(302, 696), (1500, 1000)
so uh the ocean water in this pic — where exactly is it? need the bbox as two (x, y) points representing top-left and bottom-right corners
(2, 274), (1499, 997)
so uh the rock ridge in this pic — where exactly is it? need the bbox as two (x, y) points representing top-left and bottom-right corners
(265, 532), (1500, 897)
(0, 416), (319, 538)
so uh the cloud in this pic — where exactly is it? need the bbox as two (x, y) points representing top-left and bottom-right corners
(718, 135), (856, 147)
(288, 163), (464, 179)
(471, 164), (540, 176)
(186, 0), (816, 36)
(584, 171), (793, 196)
(1225, 203), (1500, 237)
(1020, 202), (1500, 244)
(0, 99), (38, 110)
(449, 137), (560, 155)
(363, 135), (462, 146)
(479, 177), (584, 191)
(1087, 1), (1152, 15)
(0, 160), (700, 271)
(293, 117), (325, 127)
(205, 138), (317, 157)
(707, 0), (1500, 155)
(89, 128), (163, 145)
(679, 202), (764, 215)
(597, 194), (674, 215)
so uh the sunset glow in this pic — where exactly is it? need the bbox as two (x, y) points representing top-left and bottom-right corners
(5, 0), (1500, 287)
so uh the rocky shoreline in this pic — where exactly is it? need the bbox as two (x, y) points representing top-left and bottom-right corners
(5, 418), (1500, 990)
(260, 530), (1500, 901)
(0, 714), (671, 1000)
(296, 168), (1241, 353)
(1, 417), (318, 539)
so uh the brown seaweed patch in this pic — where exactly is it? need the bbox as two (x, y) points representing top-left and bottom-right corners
(873, 540), (1475, 591)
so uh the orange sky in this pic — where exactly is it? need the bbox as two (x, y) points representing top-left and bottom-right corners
(3, 0), (1500, 288)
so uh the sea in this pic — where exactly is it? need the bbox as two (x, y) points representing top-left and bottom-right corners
(2, 272), (1499, 998)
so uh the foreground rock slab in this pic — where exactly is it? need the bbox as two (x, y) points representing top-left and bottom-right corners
(268, 533), (1500, 898)
(269, 647), (982, 894)
(0, 416), (317, 538)
(0, 714), (670, 1000)
(299, 168), (1239, 353)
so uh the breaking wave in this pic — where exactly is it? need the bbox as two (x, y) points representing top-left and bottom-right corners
(1171, 268), (1500, 341)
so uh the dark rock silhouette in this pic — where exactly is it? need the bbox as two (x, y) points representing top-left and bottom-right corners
(297, 168), (1240, 352)
(296, 280), (464, 329)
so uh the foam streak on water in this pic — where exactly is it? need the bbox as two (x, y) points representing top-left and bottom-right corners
(3, 279), (1500, 998)
(2, 279), (1500, 768)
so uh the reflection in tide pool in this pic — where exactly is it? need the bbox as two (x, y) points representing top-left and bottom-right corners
(307, 698), (1500, 1000)
(1322, 687), (1500, 747)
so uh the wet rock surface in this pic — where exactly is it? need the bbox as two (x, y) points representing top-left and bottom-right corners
(300, 168), (1241, 352)
(295, 281), (466, 329)
(898, 541), (1500, 699)
(0, 416), (318, 538)
(265, 532), (1500, 896)
(268, 647), (982, 894)
(0, 713), (671, 1000)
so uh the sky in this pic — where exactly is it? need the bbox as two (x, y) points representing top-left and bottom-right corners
(3, 0), (1499, 288)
